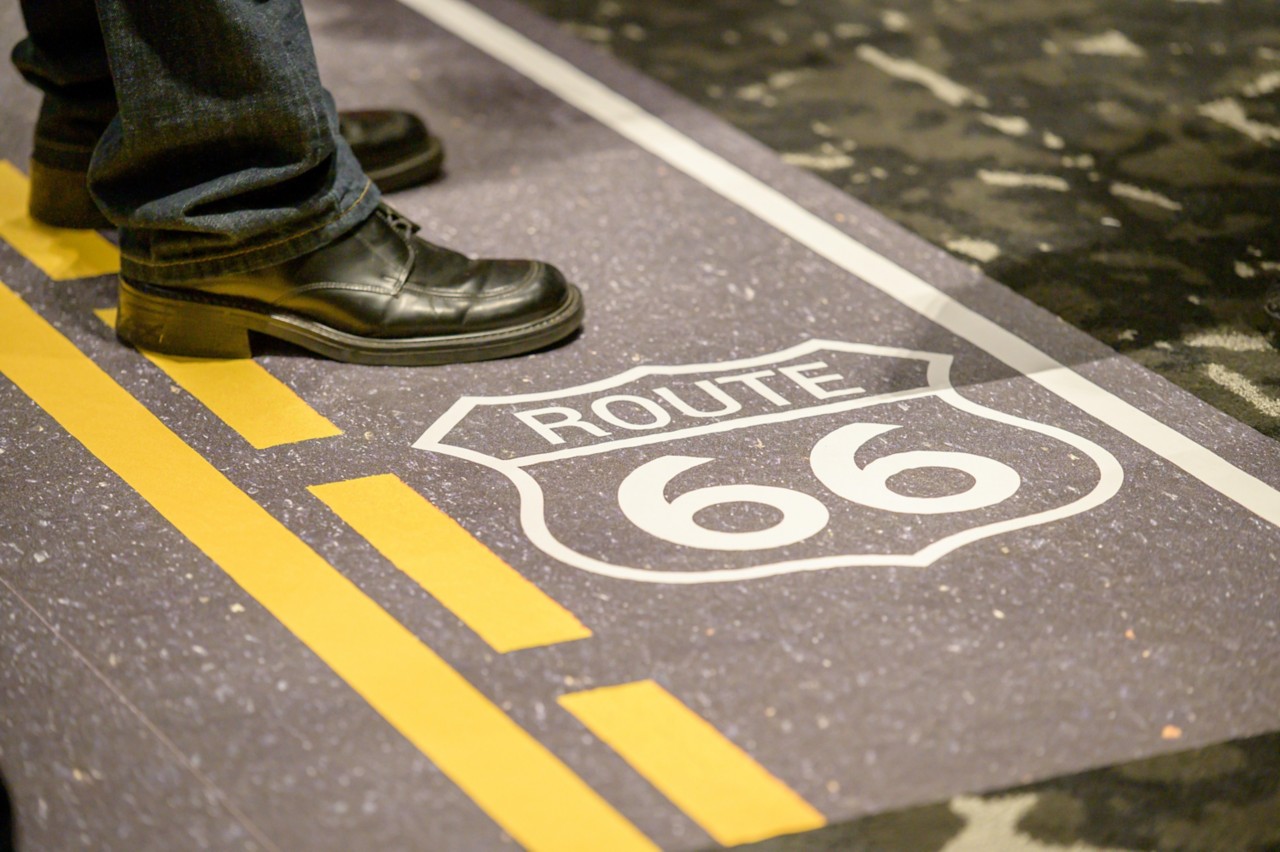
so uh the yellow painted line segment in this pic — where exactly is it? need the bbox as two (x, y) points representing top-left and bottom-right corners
(560, 680), (827, 847)
(0, 161), (119, 280)
(310, 474), (590, 653)
(0, 282), (655, 852)
(94, 308), (341, 449)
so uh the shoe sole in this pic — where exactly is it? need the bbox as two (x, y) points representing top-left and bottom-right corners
(115, 277), (583, 366)
(362, 136), (445, 194)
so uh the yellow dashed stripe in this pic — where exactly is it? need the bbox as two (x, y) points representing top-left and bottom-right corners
(310, 473), (591, 653)
(95, 308), (342, 449)
(561, 680), (827, 846)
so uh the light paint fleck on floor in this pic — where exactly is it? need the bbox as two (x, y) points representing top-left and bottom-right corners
(735, 83), (778, 107)
(1198, 98), (1280, 145)
(881, 10), (911, 32)
(1072, 30), (1147, 58)
(1236, 260), (1280, 278)
(943, 794), (1128, 852)
(1042, 131), (1066, 149)
(1110, 182), (1183, 211)
(856, 45), (990, 108)
(1185, 329), (1272, 353)
(834, 22), (871, 39)
(979, 114), (1032, 137)
(563, 22), (612, 43)
(946, 237), (1002, 263)
(1242, 71), (1280, 98)
(978, 169), (1070, 191)
(782, 151), (855, 170)
(768, 70), (806, 89)
(1204, 364), (1280, 418)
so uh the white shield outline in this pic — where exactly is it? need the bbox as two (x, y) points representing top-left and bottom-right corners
(415, 340), (1125, 584)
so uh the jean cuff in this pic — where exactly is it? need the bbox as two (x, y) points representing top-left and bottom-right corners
(118, 177), (381, 285)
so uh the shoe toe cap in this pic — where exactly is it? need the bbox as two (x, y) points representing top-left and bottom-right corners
(377, 258), (572, 338)
(466, 259), (572, 330)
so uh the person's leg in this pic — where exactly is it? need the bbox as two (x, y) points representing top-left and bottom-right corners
(13, 1), (443, 231)
(11, 0), (579, 364)
(90, 0), (580, 364)
(11, 0), (119, 226)
(89, 0), (379, 282)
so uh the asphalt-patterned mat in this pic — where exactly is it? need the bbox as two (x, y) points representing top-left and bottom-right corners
(1, 0), (1278, 849)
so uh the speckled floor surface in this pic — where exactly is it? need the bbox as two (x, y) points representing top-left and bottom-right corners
(1, 0), (1278, 849)
(519, 0), (1280, 443)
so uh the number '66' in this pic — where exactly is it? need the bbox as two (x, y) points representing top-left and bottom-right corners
(617, 423), (1022, 551)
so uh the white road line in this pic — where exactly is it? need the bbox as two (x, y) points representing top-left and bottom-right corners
(394, 0), (1280, 528)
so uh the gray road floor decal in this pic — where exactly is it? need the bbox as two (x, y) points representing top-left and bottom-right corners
(1, 0), (1278, 848)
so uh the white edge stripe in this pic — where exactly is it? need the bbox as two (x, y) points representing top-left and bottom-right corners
(396, 0), (1280, 528)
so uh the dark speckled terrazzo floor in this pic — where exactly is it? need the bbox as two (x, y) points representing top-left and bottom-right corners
(519, 0), (1280, 443)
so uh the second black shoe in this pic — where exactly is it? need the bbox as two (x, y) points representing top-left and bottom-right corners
(339, 110), (444, 193)
(114, 205), (583, 366)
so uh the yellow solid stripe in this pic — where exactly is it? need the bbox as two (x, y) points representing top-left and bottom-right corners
(94, 308), (342, 449)
(0, 161), (119, 280)
(310, 474), (591, 653)
(0, 282), (656, 852)
(560, 680), (826, 847)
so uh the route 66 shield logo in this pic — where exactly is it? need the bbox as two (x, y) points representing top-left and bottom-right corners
(415, 340), (1123, 584)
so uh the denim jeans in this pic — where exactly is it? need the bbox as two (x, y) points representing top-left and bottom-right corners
(12, 0), (380, 284)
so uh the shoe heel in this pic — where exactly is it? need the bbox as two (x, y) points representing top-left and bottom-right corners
(116, 279), (254, 359)
(28, 160), (112, 230)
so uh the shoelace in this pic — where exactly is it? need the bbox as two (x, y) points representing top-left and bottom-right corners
(376, 204), (423, 292)
(379, 203), (420, 241)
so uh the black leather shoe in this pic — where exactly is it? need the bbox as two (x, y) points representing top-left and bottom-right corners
(340, 110), (444, 193)
(115, 205), (583, 366)
(28, 109), (445, 230)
